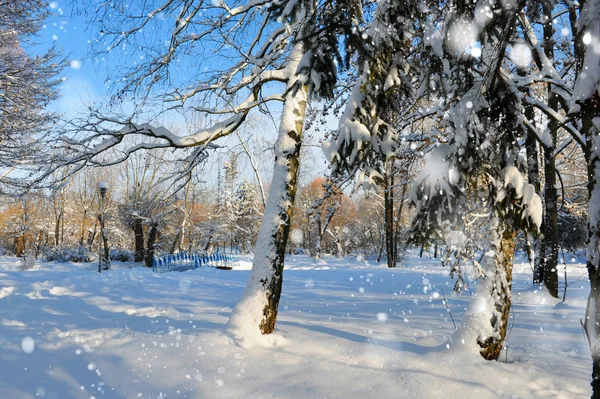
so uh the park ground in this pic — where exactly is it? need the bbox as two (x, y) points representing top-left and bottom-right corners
(0, 251), (591, 398)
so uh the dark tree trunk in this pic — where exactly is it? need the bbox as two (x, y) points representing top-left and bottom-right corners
(79, 210), (87, 247)
(144, 222), (159, 267)
(97, 213), (110, 270)
(54, 212), (61, 246)
(542, 140), (560, 298)
(384, 167), (396, 268)
(87, 221), (97, 250)
(15, 235), (25, 257)
(102, 232), (110, 269)
(133, 218), (145, 262)
(376, 222), (385, 263)
(538, 5), (560, 297)
(394, 182), (409, 265)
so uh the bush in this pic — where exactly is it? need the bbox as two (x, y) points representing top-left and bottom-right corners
(558, 208), (587, 252)
(43, 246), (93, 263)
(109, 248), (134, 262)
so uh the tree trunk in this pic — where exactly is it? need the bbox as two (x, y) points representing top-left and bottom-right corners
(538, 2), (559, 297)
(480, 225), (516, 360)
(34, 230), (43, 259)
(376, 224), (385, 263)
(87, 221), (97, 250)
(54, 211), (61, 246)
(227, 43), (308, 339)
(542, 140), (560, 298)
(98, 213), (110, 270)
(102, 230), (110, 269)
(582, 91), (600, 398)
(525, 104), (543, 282)
(170, 230), (181, 254)
(144, 222), (159, 267)
(384, 165), (396, 268)
(314, 226), (322, 260)
(133, 218), (145, 262)
(79, 209), (87, 247)
(452, 211), (515, 360)
(15, 235), (25, 257)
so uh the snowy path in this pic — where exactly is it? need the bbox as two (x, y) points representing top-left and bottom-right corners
(0, 254), (591, 398)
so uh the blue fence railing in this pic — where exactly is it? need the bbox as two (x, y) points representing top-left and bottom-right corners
(152, 251), (234, 273)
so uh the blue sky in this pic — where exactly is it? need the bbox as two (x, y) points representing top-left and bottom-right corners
(37, 1), (329, 187)
(40, 2), (105, 115)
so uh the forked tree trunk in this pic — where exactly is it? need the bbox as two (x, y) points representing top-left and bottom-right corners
(227, 43), (308, 339)
(452, 211), (515, 360)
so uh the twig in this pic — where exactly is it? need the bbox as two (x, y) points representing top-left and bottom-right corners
(561, 247), (568, 303)
(441, 289), (456, 329)
(581, 319), (592, 355)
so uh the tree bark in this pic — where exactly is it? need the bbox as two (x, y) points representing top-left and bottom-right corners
(479, 225), (516, 360)
(15, 235), (24, 257)
(525, 112), (543, 283)
(582, 91), (600, 398)
(394, 181), (409, 264)
(79, 209), (87, 247)
(542, 140), (560, 298)
(538, 2), (560, 297)
(452, 211), (516, 361)
(227, 42), (309, 338)
(144, 222), (159, 267)
(34, 230), (43, 259)
(133, 218), (145, 262)
(384, 164), (396, 267)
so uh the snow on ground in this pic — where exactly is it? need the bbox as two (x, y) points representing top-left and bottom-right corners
(0, 251), (591, 398)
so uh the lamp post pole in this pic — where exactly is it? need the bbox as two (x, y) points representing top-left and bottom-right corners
(98, 182), (109, 273)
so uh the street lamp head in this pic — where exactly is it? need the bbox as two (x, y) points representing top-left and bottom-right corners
(98, 182), (109, 198)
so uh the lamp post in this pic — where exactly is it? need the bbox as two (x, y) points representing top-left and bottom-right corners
(98, 182), (109, 273)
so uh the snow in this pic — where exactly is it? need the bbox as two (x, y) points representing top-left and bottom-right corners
(510, 43), (533, 70)
(571, 0), (600, 109)
(501, 166), (543, 228)
(0, 252), (591, 398)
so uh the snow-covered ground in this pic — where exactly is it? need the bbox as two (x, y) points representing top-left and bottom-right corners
(0, 252), (591, 398)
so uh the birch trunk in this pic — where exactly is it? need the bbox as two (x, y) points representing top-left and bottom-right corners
(227, 42), (309, 341)
(452, 210), (515, 360)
